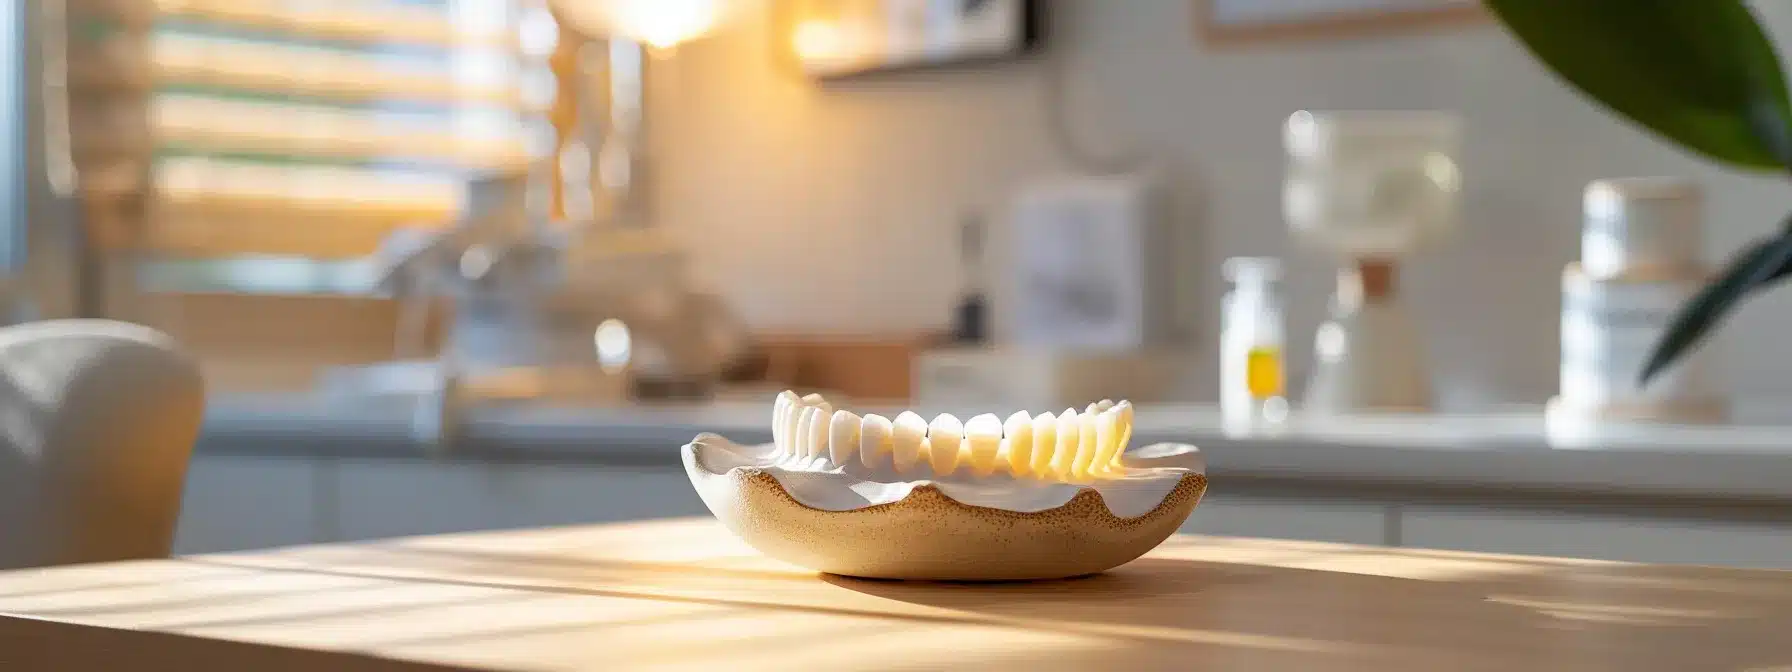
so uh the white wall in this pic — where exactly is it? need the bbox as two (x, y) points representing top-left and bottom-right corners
(648, 0), (1792, 409)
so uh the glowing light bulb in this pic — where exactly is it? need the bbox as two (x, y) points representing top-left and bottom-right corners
(792, 20), (844, 62)
(598, 0), (725, 50)
(595, 319), (632, 372)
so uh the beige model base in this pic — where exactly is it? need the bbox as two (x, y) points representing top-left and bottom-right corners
(684, 444), (1206, 581)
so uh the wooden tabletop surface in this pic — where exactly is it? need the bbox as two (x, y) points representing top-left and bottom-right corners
(3, 518), (1791, 671)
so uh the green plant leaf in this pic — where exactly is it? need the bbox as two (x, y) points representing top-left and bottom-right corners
(1641, 224), (1792, 383)
(1487, 0), (1792, 170)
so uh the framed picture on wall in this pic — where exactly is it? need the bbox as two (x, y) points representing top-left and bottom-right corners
(1196, 0), (1485, 46)
(775, 0), (1043, 78)
(1007, 175), (1170, 351)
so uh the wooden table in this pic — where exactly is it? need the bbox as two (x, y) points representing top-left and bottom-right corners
(2, 518), (1791, 671)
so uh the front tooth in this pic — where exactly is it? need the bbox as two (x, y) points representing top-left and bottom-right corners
(1097, 399), (1115, 413)
(1029, 411), (1058, 477)
(964, 414), (1003, 477)
(805, 402), (832, 459)
(1002, 411), (1033, 476)
(1089, 405), (1123, 477)
(927, 414), (964, 475)
(774, 391), (798, 458)
(1113, 401), (1134, 470)
(794, 406), (821, 462)
(812, 398), (834, 458)
(772, 394), (786, 456)
(1051, 408), (1080, 478)
(1072, 407), (1101, 480)
(780, 393), (805, 457)
(860, 414), (894, 469)
(829, 410), (861, 465)
(891, 411), (928, 473)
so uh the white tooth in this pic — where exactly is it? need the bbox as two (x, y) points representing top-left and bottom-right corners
(927, 414), (964, 475)
(1097, 399), (1115, 413)
(829, 410), (861, 465)
(772, 395), (786, 455)
(860, 414), (894, 469)
(794, 406), (820, 462)
(813, 398), (834, 458)
(805, 402), (832, 459)
(964, 413), (1003, 477)
(1090, 405), (1123, 477)
(1113, 401), (1134, 470)
(774, 391), (798, 457)
(1072, 408), (1101, 480)
(891, 411), (928, 473)
(1002, 410), (1033, 477)
(1029, 411), (1058, 477)
(772, 392), (785, 432)
(1051, 408), (1080, 478)
(780, 393), (806, 457)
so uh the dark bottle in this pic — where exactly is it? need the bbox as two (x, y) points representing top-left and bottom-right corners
(952, 214), (988, 345)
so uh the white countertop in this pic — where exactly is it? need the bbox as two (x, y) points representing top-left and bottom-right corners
(204, 393), (1792, 452)
(197, 394), (1792, 504)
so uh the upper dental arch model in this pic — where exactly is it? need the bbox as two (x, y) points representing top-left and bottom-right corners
(773, 391), (1137, 482)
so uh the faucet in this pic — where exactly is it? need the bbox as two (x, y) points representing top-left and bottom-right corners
(370, 170), (567, 453)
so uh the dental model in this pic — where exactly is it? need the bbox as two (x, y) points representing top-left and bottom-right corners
(682, 392), (1207, 581)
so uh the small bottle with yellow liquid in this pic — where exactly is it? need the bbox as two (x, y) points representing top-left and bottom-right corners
(1221, 257), (1288, 434)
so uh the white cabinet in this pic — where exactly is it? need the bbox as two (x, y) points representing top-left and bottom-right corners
(1181, 493), (1391, 545)
(172, 453), (1792, 573)
(1402, 506), (1792, 570)
(334, 461), (509, 542)
(174, 456), (323, 554)
(488, 464), (709, 529)
(331, 460), (706, 543)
